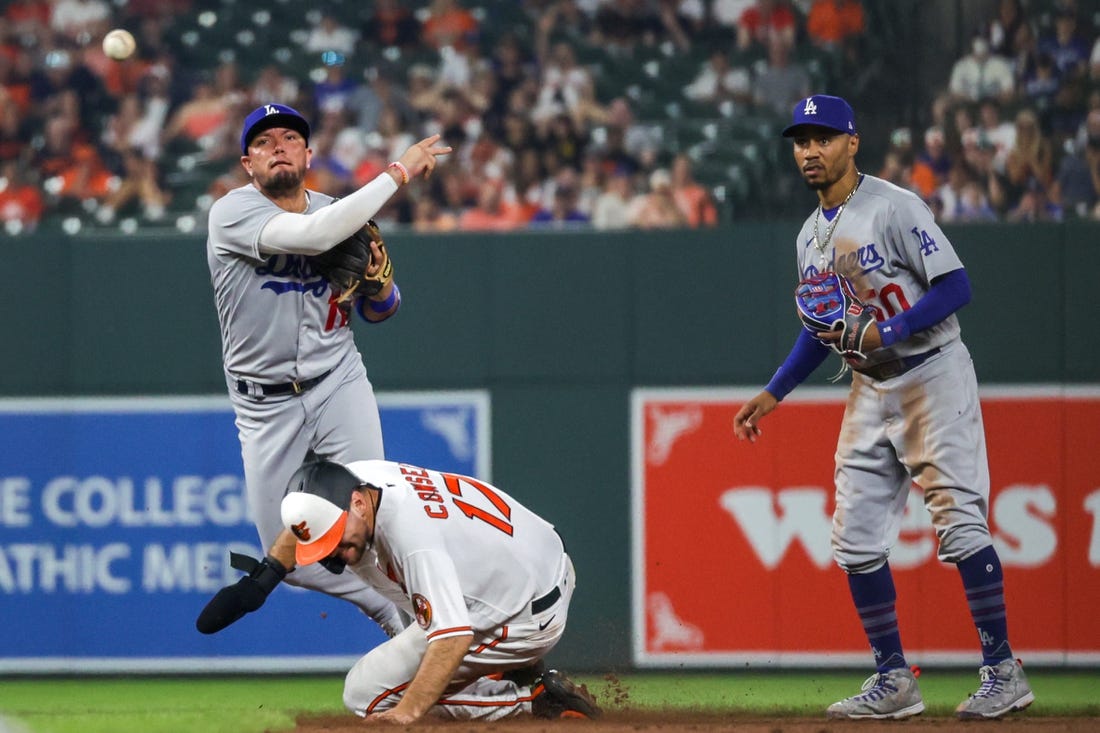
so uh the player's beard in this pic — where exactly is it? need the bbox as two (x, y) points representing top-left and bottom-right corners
(260, 166), (305, 196)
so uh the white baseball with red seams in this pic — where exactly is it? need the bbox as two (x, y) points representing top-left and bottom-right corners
(102, 29), (136, 60)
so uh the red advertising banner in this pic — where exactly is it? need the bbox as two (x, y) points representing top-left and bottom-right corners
(631, 387), (1100, 667)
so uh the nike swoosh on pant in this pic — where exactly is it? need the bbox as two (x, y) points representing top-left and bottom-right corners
(538, 615), (556, 631)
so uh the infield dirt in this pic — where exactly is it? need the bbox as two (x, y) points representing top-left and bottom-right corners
(293, 711), (1100, 732)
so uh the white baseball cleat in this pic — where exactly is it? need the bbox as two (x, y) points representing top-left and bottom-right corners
(826, 666), (925, 720)
(956, 658), (1035, 719)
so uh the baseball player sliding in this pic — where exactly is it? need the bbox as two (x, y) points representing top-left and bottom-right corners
(212, 458), (602, 723)
(203, 103), (451, 637)
(733, 95), (1034, 720)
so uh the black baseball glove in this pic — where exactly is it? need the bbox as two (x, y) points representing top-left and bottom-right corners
(310, 220), (393, 304)
(195, 552), (287, 634)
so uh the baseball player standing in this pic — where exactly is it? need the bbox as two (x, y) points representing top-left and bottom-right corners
(733, 95), (1034, 720)
(203, 103), (451, 636)
(270, 458), (601, 723)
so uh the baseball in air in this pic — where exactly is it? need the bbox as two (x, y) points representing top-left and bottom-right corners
(102, 29), (136, 60)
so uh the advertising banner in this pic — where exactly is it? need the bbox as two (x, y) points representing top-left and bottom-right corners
(0, 391), (489, 673)
(632, 386), (1100, 668)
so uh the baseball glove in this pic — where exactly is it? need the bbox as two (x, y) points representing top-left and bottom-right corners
(794, 271), (878, 358)
(310, 220), (393, 304)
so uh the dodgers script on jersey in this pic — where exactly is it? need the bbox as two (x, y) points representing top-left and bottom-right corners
(794, 175), (964, 367)
(207, 184), (352, 384)
(343, 460), (568, 638)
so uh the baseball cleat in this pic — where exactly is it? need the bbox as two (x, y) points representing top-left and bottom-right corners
(826, 666), (925, 720)
(531, 669), (602, 719)
(956, 658), (1035, 719)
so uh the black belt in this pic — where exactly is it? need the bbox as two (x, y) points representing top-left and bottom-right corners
(236, 369), (332, 397)
(531, 585), (561, 615)
(855, 348), (940, 381)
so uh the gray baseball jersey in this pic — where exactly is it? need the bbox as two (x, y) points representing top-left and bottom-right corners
(795, 175), (993, 572)
(208, 183), (353, 383)
(793, 174), (964, 368)
(206, 183), (401, 634)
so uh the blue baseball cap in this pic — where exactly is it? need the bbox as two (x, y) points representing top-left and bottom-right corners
(781, 95), (856, 138)
(240, 103), (311, 154)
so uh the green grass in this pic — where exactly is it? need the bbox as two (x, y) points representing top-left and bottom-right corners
(0, 670), (1097, 732)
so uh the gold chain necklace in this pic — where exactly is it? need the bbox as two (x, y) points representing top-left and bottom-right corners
(812, 174), (862, 267)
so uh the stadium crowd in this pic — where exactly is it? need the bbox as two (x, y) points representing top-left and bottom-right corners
(2, 0), (1099, 234)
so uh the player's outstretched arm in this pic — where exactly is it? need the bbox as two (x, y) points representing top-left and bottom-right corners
(366, 635), (471, 725)
(733, 391), (779, 443)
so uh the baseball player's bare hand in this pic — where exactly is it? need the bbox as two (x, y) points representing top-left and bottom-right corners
(365, 709), (422, 725)
(397, 134), (452, 181)
(733, 391), (778, 443)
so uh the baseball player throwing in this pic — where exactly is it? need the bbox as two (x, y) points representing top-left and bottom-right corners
(733, 95), (1034, 720)
(202, 103), (451, 636)
(268, 458), (601, 723)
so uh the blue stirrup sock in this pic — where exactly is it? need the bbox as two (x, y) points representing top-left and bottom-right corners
(848, 563), (907, 672)
(957, 545), (1013, 665)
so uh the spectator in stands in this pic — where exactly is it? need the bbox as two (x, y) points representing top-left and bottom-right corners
(486, 32), (537, 135)
(1001, 107), (1054, 209)
(875, 125), (919, 189)
(947, 35), (1015, 104)
(910, 125), (952, 201)
(363, 0), (421, 50)
(604, 96), (662, 171)
(539, 112), (588, 171)
(751, 35), (811, 117)
(32, 113), (115, 205)
(249, 65), (301, 110)
(805, 0), (865, 59)
(529, 169), (590, 227)
(50, 0), (110, 43)
(1038, 9), (1089, 83)
(983, 0), (1026, 58)
(1006, 177), (1062, 222)
(658, 0), (702, 51)
(736, 0), (796, 53)
(1019, 51), (1061, 123)
(0, 159), (45, 231)
(420, 0), (480, 53)
(1052, 108), (1100, 218)
(30, 47), (109, 131)
(0, 89), (30, 163)
(1006, 17), (1040, 88)
(312, 57), (361, 116)
(411, 193), (459, 232)
(532, 41), (594, 125)
(160, 79), (230, 155)
(669, 153), (717, 227)
(954, 180), (999, 222)
(628, 167), (688, 228)
(594, 0), (665, 56)
(5, 0), (51, 40)
(683, 50), (753, 109)
(96, 145), (171, 222)
(591, 165), (636, 229)
(976, 98), (1015, 171)
(459, 178), (526, 230)
(304, 12), (358, 56)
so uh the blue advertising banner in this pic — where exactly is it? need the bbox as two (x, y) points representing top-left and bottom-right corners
(0, 392), (489, 673)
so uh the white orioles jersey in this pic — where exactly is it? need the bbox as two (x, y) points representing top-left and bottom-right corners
(343, 460), (566, 642)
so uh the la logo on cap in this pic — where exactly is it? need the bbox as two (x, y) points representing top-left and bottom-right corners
(803, 98), (818, 115)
